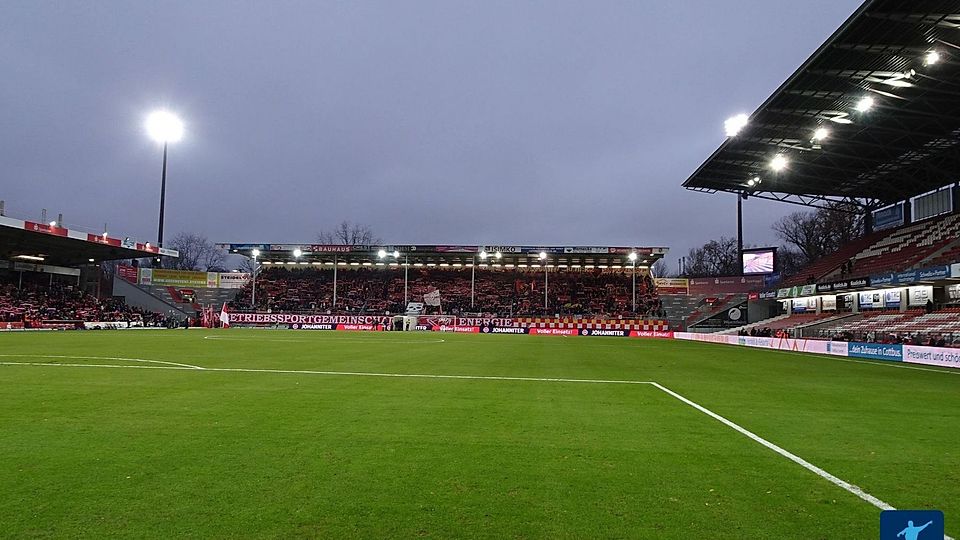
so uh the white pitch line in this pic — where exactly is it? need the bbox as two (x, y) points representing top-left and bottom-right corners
(649, 382), (956, 540)
(0, 361), (652, 385)
(790, 351), (960, 376)
(0, 354), (204, 370)
(651, 383), (891, 506)
(2, 357), (950, 537)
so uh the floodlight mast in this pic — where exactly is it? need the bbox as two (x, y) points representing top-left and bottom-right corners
(378, 249), (407, 304)
(146, 110), (184, 257)
(250, 249), (260, 307)
(539, 252), (548, 312)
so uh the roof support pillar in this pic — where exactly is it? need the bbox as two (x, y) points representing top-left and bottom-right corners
(737, 192), (744, 275)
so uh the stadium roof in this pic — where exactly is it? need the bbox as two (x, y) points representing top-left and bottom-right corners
(684, 0), (960, 210)
(0, 214), (178, 266)
(219, 243), (668, 268)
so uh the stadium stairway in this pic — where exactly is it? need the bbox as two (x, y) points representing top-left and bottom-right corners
(143, 285), (196, 314)
(715, 314), (790, 335)
(718, 312), (852, 336)
(193, 288), (240, 308)
(112, 277), (193, 320)
(127, 285), (240, 318)
(685, 294), (747, 329)
(661, 294), (701, 322)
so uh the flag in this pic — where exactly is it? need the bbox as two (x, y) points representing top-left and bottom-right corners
(219, 303), (230, 328)
(423, 289), (441, 307)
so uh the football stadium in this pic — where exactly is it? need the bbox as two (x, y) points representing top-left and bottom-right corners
(3, 1), (960, 539)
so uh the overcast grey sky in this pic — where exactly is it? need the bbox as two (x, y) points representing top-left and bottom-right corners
(1, 0), (863, 269)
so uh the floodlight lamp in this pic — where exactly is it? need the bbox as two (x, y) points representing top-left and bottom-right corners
(49, 221), (57, 227)
(102, 232), (108, 238)
(812, 127), (829, 141)
(925, 51), (941, 66)
(145, 110), (184, 143)
(495, 251), (502, 259)
(538, 251), (547, 260)
(293, 248), (302, 258)
(855, 96), (874, 113)
(88, 258), (95, 263)
(628, 252), (638, 262)
(724, 114), (749, 137)
(251, 249), (260, 257)
(392, 250), (400, 258)
(770, 154), (788, 171)
(479, 251), (488, 259)
(377, 249), (387, 258)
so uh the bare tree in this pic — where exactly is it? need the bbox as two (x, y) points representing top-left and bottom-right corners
(317, 221), (381, 245)
(684, 236), (740, 277)
(776, 247), (806, 277)
(772, 202), (863, 267)
(649, 259), (671, 278)
(163, 233), (226, 271)
(237, 255), (257, 274)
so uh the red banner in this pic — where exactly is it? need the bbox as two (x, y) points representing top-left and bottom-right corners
(629, 330), (674, 339)
(23, 221), (68, 237)
(336, 323), (382, 331)
(229, 313), (392, 325)
(118, 265), (138, 283)
(86, 233), (122, 247)
(435, 325), (481, 333)
(528, 328), (579, 336)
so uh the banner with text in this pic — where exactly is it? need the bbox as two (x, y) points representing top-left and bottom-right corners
(655, 278), (689, 294)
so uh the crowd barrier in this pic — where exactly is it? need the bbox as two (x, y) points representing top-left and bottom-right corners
(672, 332), (960, 370)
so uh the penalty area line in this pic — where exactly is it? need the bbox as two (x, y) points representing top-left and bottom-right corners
(649, 383), (956, 539)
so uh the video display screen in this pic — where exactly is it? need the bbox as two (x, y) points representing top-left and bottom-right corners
(742, 249), (775, 274)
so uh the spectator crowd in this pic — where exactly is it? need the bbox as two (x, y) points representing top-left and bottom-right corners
(231, 267), (664, 318)
(0, 277), (174, 328)
(822, 329), (957, 347)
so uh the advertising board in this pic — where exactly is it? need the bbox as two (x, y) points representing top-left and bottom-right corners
(218, 273), (251, 289)
(654, 278), (689, 295)
(902, 345), (960, 369)
(140, 269), (215, 288)
(847, 342), (903, 361)
(908, 286), (934, 307)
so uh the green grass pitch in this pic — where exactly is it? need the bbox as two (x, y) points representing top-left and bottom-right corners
(1, 329), (958, 539)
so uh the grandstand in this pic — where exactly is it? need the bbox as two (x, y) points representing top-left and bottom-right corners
(222, 244), (668, 320)
(0, 207), (182, 328)
(683, 0), (960, 346)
